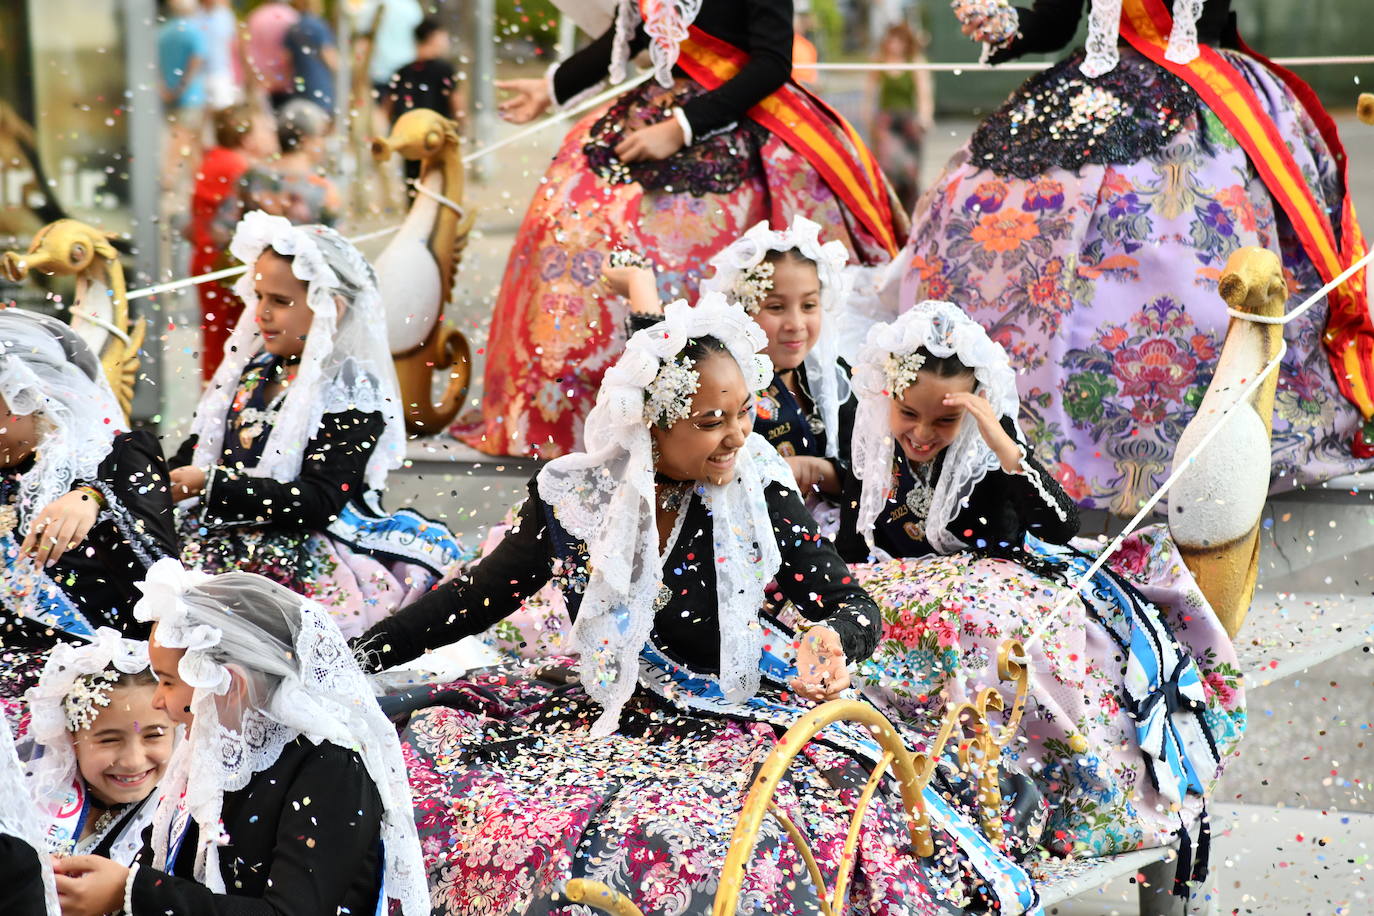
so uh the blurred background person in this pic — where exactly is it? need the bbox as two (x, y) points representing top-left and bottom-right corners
(383, 17), (464, 187)
(158, 0), (209, 190)
(285, 0), (339, 117)
(868, 22), (933, 214)
(214, 97), (339, 233)
(196, 0), (243, 110)
(189, 103), (278, 381)
(245, 0), (300, 111)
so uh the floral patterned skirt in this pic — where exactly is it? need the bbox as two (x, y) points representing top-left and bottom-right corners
(899, 46), (1369, 513)
(391, 665), (1044, 916)
(177, 516), (438, 640)
(849, 526), (1246, 860)
(456, 77), (897, 459)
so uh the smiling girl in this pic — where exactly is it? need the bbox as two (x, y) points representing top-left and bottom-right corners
(25, 628), (172, 864)
(834, 300), (1245, 873)
(703, 217), (856, 529)
(165, 211), (462, 638)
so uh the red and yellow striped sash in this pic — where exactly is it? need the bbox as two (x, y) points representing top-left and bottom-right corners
(1121, 0), (1374, 419)
(670, 24), (901, 255)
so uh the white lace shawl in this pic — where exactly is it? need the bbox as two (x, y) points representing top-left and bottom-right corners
(189, 211), (405, 493)
(133, 559), (428, 916)
(0, 714), (59, 915)
(1082, 0), (1205, 77)
(701, 216), (854, 460)
(850, 300), (1021, 555)
(536, 295), (790, 736)
(0, 309), (124, 532)
(23, 628), (151, 819)
(608, 0), (704, 87)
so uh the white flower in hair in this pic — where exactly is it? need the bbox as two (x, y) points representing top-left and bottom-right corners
(644, 356), (701, 428)
(734, 261), (775, 315)
(883, 350), (927, 397)
(62, 670), (120, 733)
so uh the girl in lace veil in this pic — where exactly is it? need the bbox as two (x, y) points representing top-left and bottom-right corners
(1, 712), (57, 916)
(0, 309), (176, 684)
(834, 301), (1244, 879)
(701, 215), (855, 533)
(24, 628), (172, 865)
(165, 211), (463, 638)
(905, 0), (1373, 512)
(48, 558), (427, 916)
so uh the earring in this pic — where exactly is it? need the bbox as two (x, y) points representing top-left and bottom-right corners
(651, 438), (661, 468)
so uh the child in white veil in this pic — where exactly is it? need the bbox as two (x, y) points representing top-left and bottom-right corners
(0, 308), (176, 687)
(166, 211), (463, 638)
(49, 558), (427, 916)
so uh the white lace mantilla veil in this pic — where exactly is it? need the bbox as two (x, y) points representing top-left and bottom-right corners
(1079, 0), (1205, 77)
(24, 628), (151, 817)
(0, 712), (59, 915)
(133, 559), (427, 916)
(850, 300), (1021, 555)
(608, 0), (704, 86)
(190, 211), (405, 492)
(701, 216), (854, 460)
(536, 294), (795, 736)
(0, 309), (125, 533)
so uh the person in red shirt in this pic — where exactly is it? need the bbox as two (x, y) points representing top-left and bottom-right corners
(188, 104), (276, 381)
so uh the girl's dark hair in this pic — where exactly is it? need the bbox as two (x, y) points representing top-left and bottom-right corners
(762, 247), (817, 271)
(111, 669), (158, 689)
(678, 335), (730, 365)
(915, 346), (975, 380)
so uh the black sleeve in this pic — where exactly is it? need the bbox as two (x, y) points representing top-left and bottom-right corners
(83, 430), (179, 562)
(626, 311), (661, 337)
(949, 418), (1080, 548)
(0, 835), (48, 916)
(354, 477), (555, 670)
(199, 411), (382, 530)
(551, 25), (650, 104)
(168, 435), (197, 470)
(986, 0), (1088, 63)
(768, 482), (880, 664)
(129, 744), (382, 916)
(680, 0), (794, 138)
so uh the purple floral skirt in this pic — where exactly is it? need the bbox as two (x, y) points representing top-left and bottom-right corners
(900, 46), (1370, 513)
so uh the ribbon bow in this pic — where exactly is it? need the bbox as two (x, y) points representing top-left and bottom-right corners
(1124, 621), (1220, 804)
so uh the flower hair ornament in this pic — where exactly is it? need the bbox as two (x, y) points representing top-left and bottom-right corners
(537, 293), (794, 736)
(644, 355), (701, 428)
(133, 558), (429, 916)
(189, 211), (406, 494)
(701, 216), (854, 459)
(24, 628), (152, 817)
(850, 300), (1020, 555)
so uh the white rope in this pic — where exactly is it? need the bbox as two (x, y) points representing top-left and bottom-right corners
(1226, 247), (1374, 327)
(811, 54), (1374, 73)
(125, 72), (651, 302)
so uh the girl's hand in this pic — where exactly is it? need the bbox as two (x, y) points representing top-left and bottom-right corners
(784, 455), (839, 496)
(951, 0), (1017, 44)
(21, 489), (100, 569)
(602, 265), (662, 314)
(53, 855), (129, 916)
(790, 625), (850, 702)
(495, 79), (552, 124)
(614, 119), (686, 163)
(943, 391), (1023, 472)
(170, 466), (208, 502)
